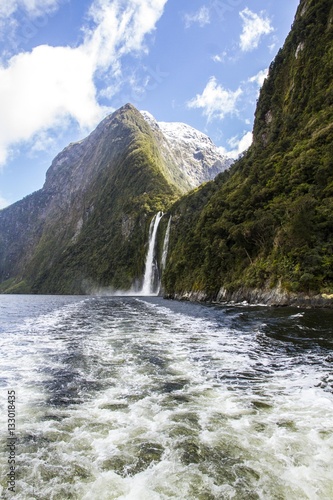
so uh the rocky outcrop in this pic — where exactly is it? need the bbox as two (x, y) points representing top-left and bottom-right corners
(0, 104), (179, 293)
(0, 103), (232, 294)
(162, 0), (333, 308)
(165, 287), (333, 309)
(141, 111), (232, 189)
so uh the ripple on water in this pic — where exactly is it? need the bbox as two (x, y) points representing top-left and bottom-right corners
(0, 296), (333, 499)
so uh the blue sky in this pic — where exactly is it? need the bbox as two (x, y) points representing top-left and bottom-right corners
(0, 0), (299, 208)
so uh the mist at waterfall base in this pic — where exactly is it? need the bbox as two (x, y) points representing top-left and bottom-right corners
(1, 294), (333, 499)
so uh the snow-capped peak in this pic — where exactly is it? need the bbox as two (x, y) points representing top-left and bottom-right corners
(140, 110), (232, 189)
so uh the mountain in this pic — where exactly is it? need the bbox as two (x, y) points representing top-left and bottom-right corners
(2, 0), (331, 305)
(141, 111), (232, 188)
(0, 104), (228, 294)
(163, 0), (333, 307)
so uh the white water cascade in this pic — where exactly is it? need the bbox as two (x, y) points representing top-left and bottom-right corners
(157, 215), (172, 295)
(141, 211), (164, 295)
(161, 215), (172, 270)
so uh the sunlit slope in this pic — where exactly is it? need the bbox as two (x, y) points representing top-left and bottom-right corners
(0, 105), (180, 293)
(164, 0), (333, 304)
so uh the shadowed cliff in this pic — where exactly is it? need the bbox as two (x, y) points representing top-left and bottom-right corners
(163, 0), (333, 306)
(0, 105), (181, 293)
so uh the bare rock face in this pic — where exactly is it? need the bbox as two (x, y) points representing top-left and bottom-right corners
(141, 111), (232, 189)
(0, 104), (230, 294)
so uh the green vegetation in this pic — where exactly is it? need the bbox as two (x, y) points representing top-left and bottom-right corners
(0, 105), (180, 294)
(30, 110), (180, 294)
(164, 0), (333, 300)
(1, 0), (332, 304)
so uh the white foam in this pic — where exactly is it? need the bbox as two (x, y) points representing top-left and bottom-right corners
(0, 296), (332, 499)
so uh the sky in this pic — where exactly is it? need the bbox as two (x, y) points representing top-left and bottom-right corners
(0, 0), (300, 208)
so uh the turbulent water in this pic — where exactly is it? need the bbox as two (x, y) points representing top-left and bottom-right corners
(0, 295), (333, 500)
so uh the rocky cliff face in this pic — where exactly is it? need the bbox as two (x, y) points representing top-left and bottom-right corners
(3, 0), (330, 303)
(0, 103), (229, 294)
(141, 111), (232, 188)
(163, 0), (333, 307)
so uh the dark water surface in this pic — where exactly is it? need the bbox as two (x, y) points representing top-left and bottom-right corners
(0, 295), (332, 499)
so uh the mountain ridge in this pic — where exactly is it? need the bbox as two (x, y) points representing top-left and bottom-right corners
(0, 103), (229, 294)
(141, 110), (232, 188)
(162, 0), (333, 307)
(1, 0), (332, 306)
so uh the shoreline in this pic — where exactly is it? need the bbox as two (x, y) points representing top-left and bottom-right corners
(164, 286), (333, 309)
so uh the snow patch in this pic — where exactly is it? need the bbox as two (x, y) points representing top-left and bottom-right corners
(140, 110), (232, 188)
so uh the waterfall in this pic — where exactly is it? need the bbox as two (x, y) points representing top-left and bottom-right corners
(161, 216), (172, 270)
(141, 211), (164, 295)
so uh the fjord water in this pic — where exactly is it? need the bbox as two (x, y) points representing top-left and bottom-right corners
(0, 295), (333, 499)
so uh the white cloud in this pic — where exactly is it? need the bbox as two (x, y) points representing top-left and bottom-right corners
(0, 0), (61, 18)
(86, 0), (167, 68)
(29, 130), (57, 155)
(227, 131), (253, 158)
(249, 68), (268, 87)
(187, 76), (242, 122)
(0, 45), (105, 165)
(218, 131), (252, 159)
(184, 6), (210, 28)
(0, 195), (10, 209)
(212, 54), (222, 63)
(0, 0), (63, 54)
(0, 0), (168, 167)
(269, 42), (277, 53)
(239, 8), (273, 52)
(211, 51), (227, 63)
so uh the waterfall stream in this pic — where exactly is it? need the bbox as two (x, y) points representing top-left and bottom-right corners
(161, 215), (172, 270)
(141, 211), (163, 295)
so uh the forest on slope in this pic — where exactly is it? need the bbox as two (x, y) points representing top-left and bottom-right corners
(0, 106), (181, 294)
(163, 0), (333, 305)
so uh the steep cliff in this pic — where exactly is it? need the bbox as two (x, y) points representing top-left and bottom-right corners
(0, 104), (180, 293)
(0, 103), (229, 294)
(141, 111), (232, 188)
(2, 0), (331, 302)
(163, 0), (333, 306)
